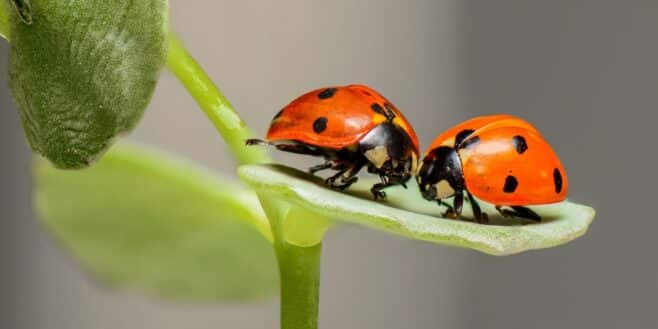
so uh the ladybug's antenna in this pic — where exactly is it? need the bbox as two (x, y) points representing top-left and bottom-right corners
(246, 139), (324, 156)
(245, 139), (270, 146)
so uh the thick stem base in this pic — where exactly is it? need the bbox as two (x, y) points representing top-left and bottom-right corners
(275, 241), (321, 329)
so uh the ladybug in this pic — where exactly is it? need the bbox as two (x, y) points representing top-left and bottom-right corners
(246, 84), (420, 199)
(416, 114), (568, 222)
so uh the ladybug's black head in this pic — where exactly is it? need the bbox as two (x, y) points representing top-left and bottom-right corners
(416, 146), (465, 201)
(359, 122), (418, 186)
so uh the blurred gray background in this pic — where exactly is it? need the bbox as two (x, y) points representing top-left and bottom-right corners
(1, 1), (656, 328)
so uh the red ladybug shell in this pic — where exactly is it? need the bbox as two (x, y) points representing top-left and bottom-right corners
(266, 85), (419, 151)
(424, 114), (539, 153)
(426, 115), (568, 206)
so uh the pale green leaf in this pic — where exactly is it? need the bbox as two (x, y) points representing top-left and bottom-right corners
(238, 164), (595, 256)
(35, 143), (278, 301)
(9, 0), (169, 168)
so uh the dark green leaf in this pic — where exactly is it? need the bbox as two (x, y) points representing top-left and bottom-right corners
(35, 143), (278, 301)
(239, 164), (595, 256)
(9, 0), (169, 168)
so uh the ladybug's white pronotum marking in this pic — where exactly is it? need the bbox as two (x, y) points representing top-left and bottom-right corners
(364, 146), (390, 169)
(435, 180), (455, 199)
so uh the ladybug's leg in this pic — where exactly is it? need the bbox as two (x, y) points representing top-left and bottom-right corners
(495, 206), (511, 217)
(370, 185), (386, 200)
(438, 200), (455, 218)
(466, 192), (488, 223)
(335, 164), (364, 190)
(512, 206), (541, 221)
(325, 169), (348, 188)
(495, 206), (541, 222)
(437, 200), (453, 212)
(370, 175), (391, 200)
(325, 161), (365, 190)
(441, 193), (462, 219)
(453, 192), (464, 217)
(334, 175), (358, 190)
(309, 162), (333, 174)
(370, 173), (409, 200)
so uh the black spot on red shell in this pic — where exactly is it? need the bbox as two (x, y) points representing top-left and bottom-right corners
(503, 175), (518, 193)
(553, 168), (563, 193)
(371, 103), (386, 115)
(318, 88), (337, 99)
(455, 129), (475, 147)
(512, 135), (528, 154)
(376, 103), (397, 121)
(460, 136), (480, 150)
(313, 117), (328, 133)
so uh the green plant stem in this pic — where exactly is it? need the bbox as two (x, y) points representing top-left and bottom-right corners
(169, 33), (324, 328)
(0, 0), (10, 40)
(260, 196), (322, 329)
(166, 34), (268, 165)
(275, 240), (321, 329)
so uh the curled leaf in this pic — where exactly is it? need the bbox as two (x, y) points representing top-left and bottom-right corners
(35, 143), (277, 301)
(9, 0), (169, 168)
(239, 164), (595, 256)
